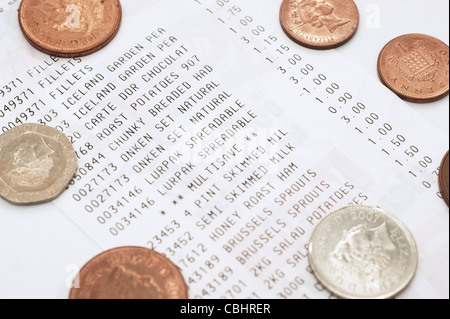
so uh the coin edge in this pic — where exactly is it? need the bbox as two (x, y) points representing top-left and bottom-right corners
(439, 151), (450, 206)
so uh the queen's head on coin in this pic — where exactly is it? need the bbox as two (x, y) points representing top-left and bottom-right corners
(2, 134), (62, 192)
(27, 0), (105, 33)
(329, 223), (397, 288)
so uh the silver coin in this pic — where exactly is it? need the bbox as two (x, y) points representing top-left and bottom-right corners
(0, 124), (77, 205)
(308, 206), (418, 299)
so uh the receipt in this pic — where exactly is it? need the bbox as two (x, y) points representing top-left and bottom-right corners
(0, 0), (448, 299)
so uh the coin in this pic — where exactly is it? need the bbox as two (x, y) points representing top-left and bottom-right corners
(280, 0), (359, 50)
(439, 151), (449, 206)
(378, 34), (449, 103)
(18, 0), (122, 58)
(308, 206), (418, 299)
(69, 247), (189, 299)
(0, 124), (77, 205)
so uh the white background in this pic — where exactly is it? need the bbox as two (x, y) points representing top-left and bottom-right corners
(0, 0), (448, 299)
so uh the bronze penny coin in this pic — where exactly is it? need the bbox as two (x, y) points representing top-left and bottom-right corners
(280, 0), (359, 50)
(0, 124), (77, 206)
(439, 151), (449, 206)
(378, 34), (449, 103)
(69, 247), (189, 299)
(18, 0), (122, 58)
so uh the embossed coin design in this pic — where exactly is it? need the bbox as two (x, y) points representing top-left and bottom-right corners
(19, 0), (122, 57)
(280, 0), (359, 49)
(378, 34), (449, 103)
(308, 206), (418, 299)
(0, 124), (77, 205)
(439, 151), (449, 206)
(69, 247), (188, 299)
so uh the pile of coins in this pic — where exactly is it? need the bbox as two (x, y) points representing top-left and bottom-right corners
(0, 0), (447, 300)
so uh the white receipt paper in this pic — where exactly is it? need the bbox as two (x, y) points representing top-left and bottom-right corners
(0, 0), (448, 299)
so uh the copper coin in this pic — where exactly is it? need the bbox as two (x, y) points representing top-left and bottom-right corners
(0, 124), (77, 205)
(18, 0), (122, 58)
(69, 247), (188, 299)
(439, 151), (449, 206)
(280, 0), (359, 50)
(378, 34), (449, 103)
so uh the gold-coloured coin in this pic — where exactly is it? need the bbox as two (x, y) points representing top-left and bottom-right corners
(280, 0), (359, 49)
